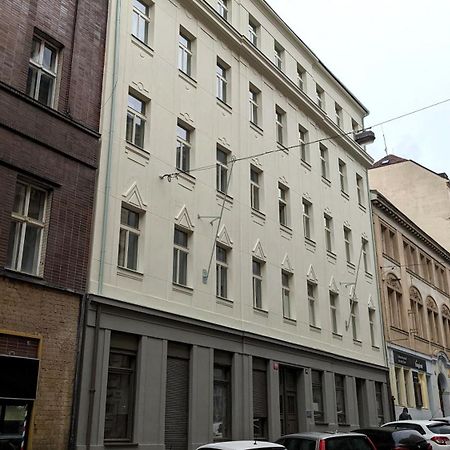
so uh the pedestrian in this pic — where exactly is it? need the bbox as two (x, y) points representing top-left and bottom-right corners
(399, 407), (412, 420)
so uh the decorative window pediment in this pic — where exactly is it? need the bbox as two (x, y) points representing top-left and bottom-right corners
(122, 182), (147, 210)
(426, 296), (438, 312)
(217, 225), (233, 248)
(175, 205), (194, 231)
(303, 192), (312, 202)
(442, 304), (450, 319)
(409, 286), (422, 304)
(279, 175), (288, 187)
(368, 294), (376, 310)
(281, 253), (293, 273)
(386, 273), (401, 291)
(252, 239), (266, 261)
(306, 264), (318, 284)
(329, 275), (339, 294)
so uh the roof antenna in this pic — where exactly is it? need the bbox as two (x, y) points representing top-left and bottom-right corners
(381, 125), (389, 156)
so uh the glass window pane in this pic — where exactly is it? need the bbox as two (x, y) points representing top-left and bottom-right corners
(7, 221), (21, 270)
(21, 224), (41, 274)
(126, 112), (134, 143)
(178, 250), (187, 285)
(28, 187), (46, 221)
(30, 37), (41, 61)
(133, 0), (147, 14)
(128, 94), (144, 113)
(133, 116), (145, 148)
(127, 210), (139, 229)
(127, 233), (138, 270)
(172, 248), (178, 283)
(26, 66), (39, 99)
(13, 183), (27, 215)
(174, 229), (188, 247)
(118, 229), (126, 267)
(38, 73), (54, 106)
(43, 44), (56, 71)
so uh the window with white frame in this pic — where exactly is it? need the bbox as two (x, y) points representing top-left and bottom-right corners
(126, 92), (146, 148)
(173, 227), (189, 286)
(275, 106), (285, 145)
(297, 64), (305, 91)
(216, 60), (228, 103)
(302, 198), (312, 240)
(320, 144), (329, 180)
(338, 159), (347, 193)
(352, 119), (360, 134)
(131, 0), (151, 44)
(249, 84), (260, 126)
(278, 183), (289, 227)
(248, 16), (259, 46)
(216, 244), (229, 299)
(217, 0), (228, 20)
(176, 122), (191, 172)
(335, 103), (342, 128)
(351, 299), (359, 340)
(324, 214), (334, 252)
(308, 281), (317, 327)
(343, 226), (352, 263)
(362, 237), (370, 273)
(369, 307), (376, 346)
(7, 181), (48, 275)
(330, 291), (339, 334)
(118, 205), (140, 271)
(356, 173), (364, 206)
(316, 84), (324, 109)
(252, 258), (263, 309)
(178, 31), (193, 76)
(216, 146), (229, 194)
(282, 270), (292, 320)
(274, 41), (284, 70)
(299, 125), (309, 164)
(26, 35), (58, 107)
(250, 166), (261, 211)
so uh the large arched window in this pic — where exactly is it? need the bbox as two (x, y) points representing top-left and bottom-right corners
(426, 297), (441, 344)
(387, 274), (403, 329)
(410, 287), (424, 337)
(442, 305), (450, 348)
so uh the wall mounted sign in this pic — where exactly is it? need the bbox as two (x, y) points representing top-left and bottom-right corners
(393, 350), (426, 372)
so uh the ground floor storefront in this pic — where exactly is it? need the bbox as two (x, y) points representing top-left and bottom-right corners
(388, 345), (450, 419)
(75, 296), (392, 450)
(0, 276), (80, 450)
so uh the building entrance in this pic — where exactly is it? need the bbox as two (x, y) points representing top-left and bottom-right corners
(279, 366), (299, 435)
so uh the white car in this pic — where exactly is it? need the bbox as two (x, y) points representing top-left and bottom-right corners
(382, 420), (450, 450)
(197, 441), (285, 450)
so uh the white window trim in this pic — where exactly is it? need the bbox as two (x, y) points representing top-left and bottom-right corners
(118, 206), (141, 271)
(126, 93), (146, 148)
(132, 0), (151, 44)
(176, 123), (191, 172)
(178, 32), (192, 76)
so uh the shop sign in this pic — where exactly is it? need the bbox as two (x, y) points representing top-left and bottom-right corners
(393, 350), (426, 371)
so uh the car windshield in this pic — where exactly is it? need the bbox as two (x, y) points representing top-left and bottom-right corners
(326, 437), (373, 450)
(428, 424), (450, 434)
(282, 438), (315, 450)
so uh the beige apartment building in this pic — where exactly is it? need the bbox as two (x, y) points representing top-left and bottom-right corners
(372, 190), (450, 420)
(75, 0), (391, 448)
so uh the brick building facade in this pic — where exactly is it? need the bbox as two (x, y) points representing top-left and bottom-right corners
(0, 0), (108, 448)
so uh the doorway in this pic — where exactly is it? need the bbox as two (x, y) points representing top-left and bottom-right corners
(279, 366), (299, 435)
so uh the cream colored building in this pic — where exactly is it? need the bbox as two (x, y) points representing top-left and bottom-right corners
(76, 0), (390, 448)
(372, 190), (450, 419)
(370, 154), (450, 251)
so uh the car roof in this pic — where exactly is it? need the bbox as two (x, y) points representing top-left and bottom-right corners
(280, 432), (368, 440)
(197, 441), (285, 450)
(384, 420), (445, 425)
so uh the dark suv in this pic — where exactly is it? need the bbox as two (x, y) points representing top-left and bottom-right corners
(356, 427), (432, 450)
(277, 432), (376, 450)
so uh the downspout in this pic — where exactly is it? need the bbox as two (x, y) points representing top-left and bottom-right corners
(98, 0), (122, 295)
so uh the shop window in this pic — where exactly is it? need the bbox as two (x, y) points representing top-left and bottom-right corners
(413, 372), (423, 408)
(375, 382), (385, 426)
(213, 351), (232, 440)
(252, 358), (268, 439)
(335, 374), (346, 424)
(311, 370), (324, 423)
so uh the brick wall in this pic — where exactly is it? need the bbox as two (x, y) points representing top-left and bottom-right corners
(0, 276), (80, 450)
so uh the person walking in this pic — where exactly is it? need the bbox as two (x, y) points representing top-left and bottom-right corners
(399, 407), (412, 420)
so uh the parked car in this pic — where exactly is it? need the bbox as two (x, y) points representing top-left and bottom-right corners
(276, 432), (376, 450)
(382, 420), (450, 450)
(197, 441), (286, 450)
(432, 418), (450, 425)
(356, 427), (431, 450)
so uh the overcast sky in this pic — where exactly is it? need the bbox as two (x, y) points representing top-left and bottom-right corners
(265, 0), (450, 175)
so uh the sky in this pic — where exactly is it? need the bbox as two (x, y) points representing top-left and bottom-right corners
(265, 0), (450, 175)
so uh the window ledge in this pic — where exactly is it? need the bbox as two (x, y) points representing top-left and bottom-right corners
(310, 324), (321, 333)
(280, 224), (292, 238)
(216, 296), (233, 307)
(283, 317), (297, 325)
(177, 170), (196, 191)
(365, 271), (373, 280)
(321, 176), (331, 187)
(125, 140), (148, 155)
(131, 35), (154, 56)
(304, 237), (316, 253)
(372, 345), (380, 351)
(277, 142), (289, 155)
(117, 266), (144, 281)
(347, 261), (356, 272)
(217, 98), (232, 113)
(178, 70), (197, 88)
(358, 203), (367, 213)
(332, 332), (343, 340)
(172, 283), (194, 295)
(253, 307), (268, 316)
(353, 339), (362, 346)
(326, 250), (337, 263)
(250, 121), (263, 135)
(216, 190), (233, 205)
(300, 159), (311, 171)
(3, 267), (43, 281)
(341, 190), (349, 201)
(251, 208), (266, 224)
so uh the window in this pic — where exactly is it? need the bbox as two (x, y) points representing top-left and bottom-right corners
(387, 275), (403, 329)
(213, 357), (232, 440)
(275, 106), (285, 145)
(362, 238), (370, 273)
(316, 84), (324, 109)
(302, 199), (312, 240)
(104, 333), (138, 442)
(442, 306), (450, 348)
(252, 359), (268, 439)
(27, 36), (58, 107)
(335, 103), (342, 128)
(216, 245), (229, 299)
(311, 370), (324, 423)
(126, 92), (146, 148)
(250, 167), (261, 211)
(427, 297), (440, 343)
(249, 84), (259, 126)
(380, 223), (398, 260)
(308, 281), (317, 327)
(216, 147), (229, 193)
(297, 64), (305, 91)
(274, 41), (284, 70)
(176, 122), (191, 172)
(356, 174), (364, 206)
(375, 382), (385, 426)
(248, 16), (259, 46)
(178, 31), (192, 76)
(217, 0), (228, 20)
(369, 307), (376, 346)
(282, 271), (292, 320)
(131, 0), (150, 44)
(343, 226), (352, 263)
(352, 119), (360, 134)
(324, 214), (334, 252)
(173, 227), (189, 286)
(216, 60), (228, 103)
(351, 299), (359, 340)
(413, 373), (423, 409)
(253, 259), (263, 309)
(278, 183), (289, 227)
(330, 292), (339, 334)
(338, 159), (347, 193)
(335, 374), (346, 424)
(320, 144), (329, 180)
(299, 125), (309, 164)
(118, 206), (140, 271)
(7, 181), (48, 275)
(410, 287), (424, 338)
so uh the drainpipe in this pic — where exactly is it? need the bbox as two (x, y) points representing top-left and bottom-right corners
(98, 0), (122, 295)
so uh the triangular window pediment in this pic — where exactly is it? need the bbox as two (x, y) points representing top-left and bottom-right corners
(217, 225), (233, 248)
(306, 264), (318, 284)
(281, 254), (293, 273)
(329, 276), (339, 294)
(175, 205), (194, 231)
(252, 239), (266, 261)
(122, 182), (147, 210)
